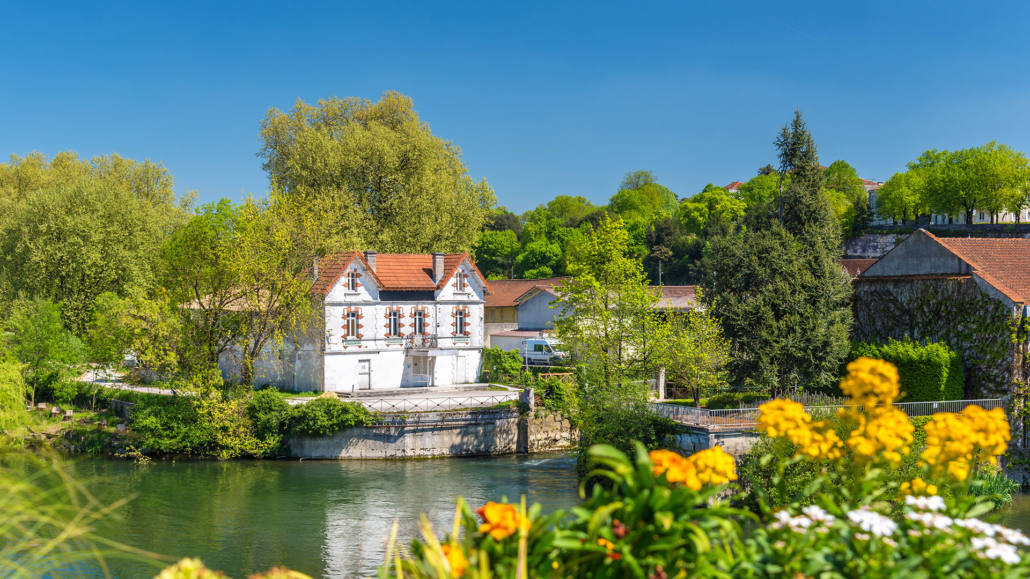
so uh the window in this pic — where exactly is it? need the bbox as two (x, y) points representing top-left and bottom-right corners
(346, 270), (358, 292)
(456, 271), (466, 292)
(456, 310), (466, 335)
(389, 311), (400, 336)
(413, 311), (425, 335)
(533, 343), (544, 352)
(346, 312), (358, 337)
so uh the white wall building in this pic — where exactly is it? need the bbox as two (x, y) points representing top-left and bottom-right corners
(221, 251), (492, 392)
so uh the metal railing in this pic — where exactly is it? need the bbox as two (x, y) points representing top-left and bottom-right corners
(655, 398), (1005, 431)
(404, 334), (439, 349)
(359, 393), (519, 413)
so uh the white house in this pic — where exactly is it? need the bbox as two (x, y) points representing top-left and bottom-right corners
(223, 251), (492, 392)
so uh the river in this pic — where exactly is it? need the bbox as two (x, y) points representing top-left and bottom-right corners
(71, 453), (581, 579)
(68, 455), (1030, 579)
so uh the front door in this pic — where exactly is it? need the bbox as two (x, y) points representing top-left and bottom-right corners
(456, 356), (467, 384)
(358, 359), (371, 390)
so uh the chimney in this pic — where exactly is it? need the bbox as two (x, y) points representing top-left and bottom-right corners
(313, 256), (319, 281)
(364, 251), (377, 272)
(432, 252), (445, 282)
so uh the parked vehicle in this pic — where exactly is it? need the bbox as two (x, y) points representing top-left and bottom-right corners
(521, 338), (566, 366)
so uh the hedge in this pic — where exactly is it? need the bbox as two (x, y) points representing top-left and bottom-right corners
(847, 339), (964, 402)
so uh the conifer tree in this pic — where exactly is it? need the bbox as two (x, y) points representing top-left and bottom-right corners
(701, 110), (852, 393)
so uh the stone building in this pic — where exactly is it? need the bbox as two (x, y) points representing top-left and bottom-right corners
(854, 230), (1029, 396)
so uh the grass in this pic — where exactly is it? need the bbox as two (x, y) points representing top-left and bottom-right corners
(661, 399), (709, 408)
(259, 387), (320, 399)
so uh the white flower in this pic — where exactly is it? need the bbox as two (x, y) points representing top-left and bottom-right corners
(905, 495), (946, 512)
(905, 511), (954, 530)
(802, 505), (836, 524)
(997, 527), (1030, 546)
(955, 518), (996, 536)
(971, 537), (1021, 565)
(771, 510), (813, 533)
(847, 509), (897, 537)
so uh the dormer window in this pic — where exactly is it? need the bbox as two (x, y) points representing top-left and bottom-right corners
(346, 270), (358, 292)
(456, 271), (466, 292)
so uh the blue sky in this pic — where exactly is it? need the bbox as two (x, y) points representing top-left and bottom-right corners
(3, 1), (1030, 212)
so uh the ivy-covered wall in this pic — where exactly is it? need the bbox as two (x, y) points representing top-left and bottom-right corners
(852, 276), (1026, 398)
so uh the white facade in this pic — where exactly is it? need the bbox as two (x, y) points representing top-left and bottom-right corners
(219, 252), (490, 392)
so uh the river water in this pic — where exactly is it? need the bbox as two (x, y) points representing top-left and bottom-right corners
(69, 455), (1030, 579)
(72, 453), (582, 579)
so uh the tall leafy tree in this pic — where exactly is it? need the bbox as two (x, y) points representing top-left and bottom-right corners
(665, 290), (731, 407)
(8, 298), (82, 405)
(735, 172), (784, 209)
(823, 160), (870, 238)
(677, 185), (746, 236)
(473, 230), (520, 279)
(258, 91), (496, 253)
(875, 170), (929, 224)
(915, 143), (1027, 224)
(703, 110), (852, 392)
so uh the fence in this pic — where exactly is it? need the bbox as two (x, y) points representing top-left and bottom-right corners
(655, 398), (1005, 431)
(359, 393), (519, 413)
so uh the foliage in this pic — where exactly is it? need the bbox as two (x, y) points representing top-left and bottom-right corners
(7, 298), (83, 404)
(481, 347), (524, 381)
(0, 152), (190, 334)
(87, 290), (186, 379)
(155, 558), (312, 579)
(703, 111), (852, 392)
(734, 171), (784, 210)
(846, 339), (964, 402)
(473, 230), (520, 279)
(876, 169), (929, 224)
(914, 142), (1029, 224)
(823, 160), (871, 238)
(290, 396), (379, 437)
(677, 185), (746, 236)
(0, 361), (27, 431)
(130, 394), (273, 459)
(664, 292), (731, 407)
(554, 215), (671, 387)
(852, 275), (1022, 397)
(705, 392), (768, 410)
(258, 91), (496, 253)
(247, 388), (295, 451)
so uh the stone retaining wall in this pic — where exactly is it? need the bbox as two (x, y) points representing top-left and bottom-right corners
(289, 408), (575, 459)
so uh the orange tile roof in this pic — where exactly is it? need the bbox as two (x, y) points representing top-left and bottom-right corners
(649, 285), (698, 310)
(725, 181), (744, 189)
(839, 258), (878, 278)
(926, 232), (1030, 304)
(485, 278), (569, 308)
(311, 252), (492, 295)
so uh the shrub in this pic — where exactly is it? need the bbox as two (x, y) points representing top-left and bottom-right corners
(0, 362), (27, 432)
(247, 389), (294, 451)
(290, 397), (378, 437)
(131, 396), (272, 458)
(843, 339), (964, 402)
(481, 347), (523, 382)
(706, 392), (768, 409)
(576, 395), (676, 478)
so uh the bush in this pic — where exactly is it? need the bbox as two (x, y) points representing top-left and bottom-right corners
(481, 347), (523, 382)
(576, 395), (677, 478)
(290, 397), (378, 437)
(247, 389), (294, 450)
(131, 396), (272, 459)
(844, 339), (964, 402)
(0, 362), (27, 431)
(706, 392), (768, 409)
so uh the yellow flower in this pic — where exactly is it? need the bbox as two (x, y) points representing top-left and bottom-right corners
(597, 538), (621, 560)
(757, 399), (844, 461)
(650, 449), (701, 490)
(155, 559), (223, 579)
(687, 446), (738, 485)
(477, 502), (529, 540)
(845, 407), (914, 466)
(441, 544), (468, 578)
(920, 405), (1010, 481)
(900, 477), (937, 497)
(839, 357), (900, 409)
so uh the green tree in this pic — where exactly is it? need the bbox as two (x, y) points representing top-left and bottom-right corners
(734, 172), (783, 209)
(258, 91), (496, 253)
(665, 291), (730, 407)
(875, 170), (930, 224)
(473, 230), (520, 279)
(0, 152), (190, 333)
(8, 298), (81, 405)
(676, 185), (746, 236)
(916, 143), (1027, 224)
(554, 215), (670, 388)
(704, 111), (852, 392)
(823, 160), (870, 238)
(618, 170), (657, 191)
(87, 290), (187, 380)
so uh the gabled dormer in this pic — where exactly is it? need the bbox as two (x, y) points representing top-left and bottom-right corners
(318, 251), (382, 303)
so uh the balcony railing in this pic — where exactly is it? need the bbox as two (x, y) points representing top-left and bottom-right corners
(404, 334), (439, 349)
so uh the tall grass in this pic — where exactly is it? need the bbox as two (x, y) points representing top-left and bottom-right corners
(0, 451), (164, 578)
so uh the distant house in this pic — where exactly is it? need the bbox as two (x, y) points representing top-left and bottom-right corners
(221, 251), (492, 392)
(853, 230), (1029, 396)
(839, 258), (879, 280)
(725, 181), (744, 194)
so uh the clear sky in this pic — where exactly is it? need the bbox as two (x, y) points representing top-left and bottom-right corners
(3, 1), (1030, 212)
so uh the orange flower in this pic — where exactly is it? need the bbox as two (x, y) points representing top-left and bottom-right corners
(649, 449), (701, 490)
(597, 538), (621, 560)
(440, 544), (468, 578)
(476, 502), (529, 540)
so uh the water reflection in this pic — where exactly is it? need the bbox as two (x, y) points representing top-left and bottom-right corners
(74, 454), (580, 579)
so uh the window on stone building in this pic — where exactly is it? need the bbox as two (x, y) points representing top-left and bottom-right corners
(346, 312), (358, 337)
(456, 310), (467, 335)
(346, 270), (358, 292)
(456, 271), (466, 292)
(389, 310), (399, 336)
(414, 311), (425, 335)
